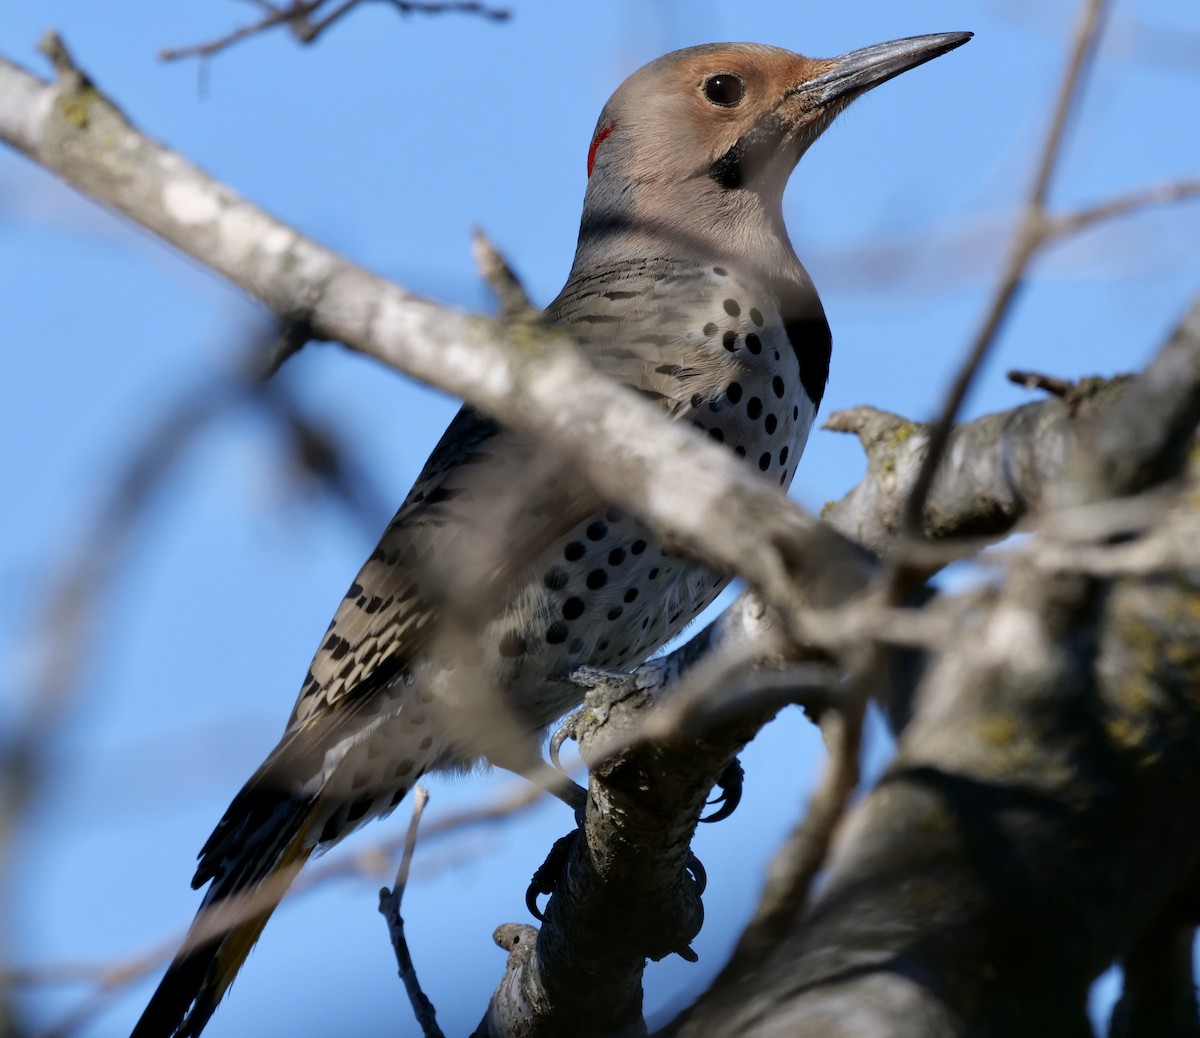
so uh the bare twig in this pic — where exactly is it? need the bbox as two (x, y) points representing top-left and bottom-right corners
(471, 227), (533, 319)
(897, 0), (1111, 549)
(1007, 368), (1075, 397)
(378, 789), (444, 1038)
(159, 0), (510, 62)
(1048, 176), (1200, 238)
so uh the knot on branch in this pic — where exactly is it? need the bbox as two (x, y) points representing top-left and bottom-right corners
(493, 922), (537, 957)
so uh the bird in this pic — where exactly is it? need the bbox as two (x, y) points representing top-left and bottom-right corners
(132, 31), (970, 1038)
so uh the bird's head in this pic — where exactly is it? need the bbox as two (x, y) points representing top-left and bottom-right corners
(576, 34), (971, 275)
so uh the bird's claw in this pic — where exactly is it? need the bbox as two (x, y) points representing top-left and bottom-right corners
(525, 831), (578, 921)
(549, 714), (579, 773)
(685, 849), (707, 896)
(699, 758), (744, 823)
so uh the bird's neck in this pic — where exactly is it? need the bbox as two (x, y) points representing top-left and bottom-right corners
(572, 172), (809, 292)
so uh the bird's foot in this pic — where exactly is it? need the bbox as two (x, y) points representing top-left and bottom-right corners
(526, 830), (578, 921)
(699, 757), (744, 823)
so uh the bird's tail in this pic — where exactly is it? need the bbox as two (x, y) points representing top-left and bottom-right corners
(130, 785), (318, 1038)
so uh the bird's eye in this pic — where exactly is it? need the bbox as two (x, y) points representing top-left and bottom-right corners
(703, 73), (745, 108)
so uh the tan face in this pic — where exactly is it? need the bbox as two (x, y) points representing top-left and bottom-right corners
(589, 44), (837, 190)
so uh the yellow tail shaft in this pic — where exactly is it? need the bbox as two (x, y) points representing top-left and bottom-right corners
(131, 803), (315, 1038)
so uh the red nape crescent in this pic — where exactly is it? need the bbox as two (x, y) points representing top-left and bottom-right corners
(587, 122), (616, 178)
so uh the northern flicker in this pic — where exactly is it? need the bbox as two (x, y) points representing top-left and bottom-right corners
(133, 31), (970, 1038)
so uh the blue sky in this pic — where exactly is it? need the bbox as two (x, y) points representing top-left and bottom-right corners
(2, 1), (1198, 1035)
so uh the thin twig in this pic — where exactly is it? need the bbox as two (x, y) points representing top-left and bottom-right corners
(378, 789), (445, 1038)
(160, 1), (317, 60)
(471, 227), (533, 319)
(896, 0), (1111, 551)
(1048, 176), (1200, 238)
(1008, 368), (1076, 397)
(159, 0), (510, 62)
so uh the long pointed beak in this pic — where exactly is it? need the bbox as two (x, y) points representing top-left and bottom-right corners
(802, 31), (973, 107)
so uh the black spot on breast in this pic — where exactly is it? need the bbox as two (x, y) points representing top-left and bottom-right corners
(546, 622), (568, 644)
(746, 333), (762, 355)
(608, 548), (626, 566)
(765, 414), (778, 434)
(780, 446), (790, 465)
(759, 452), (772, 471)
(564, 542), (586, 561)
(394, 758), (415, 778)
(722, 331), (738, 352)
(724, 299), (741, 317)
(631, 540), (647, 555)
(607, 606), (623, 620)
(499, 631), (526, 658)
(750, 308), (764, 326)
(586, 521), (608, 541)
(703, 322), (718, 337)
(544, 566), (569, 590)
(708, 428), (724, 443)
(747, 397), (763, 420)
(726, 381), (743, 403)
(734, 446), (746, 458)
(624, 588), (639, 603)
(563, 597), (585, 620)
(772, 375), (785, 398)
(586, 570), (607, 590)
